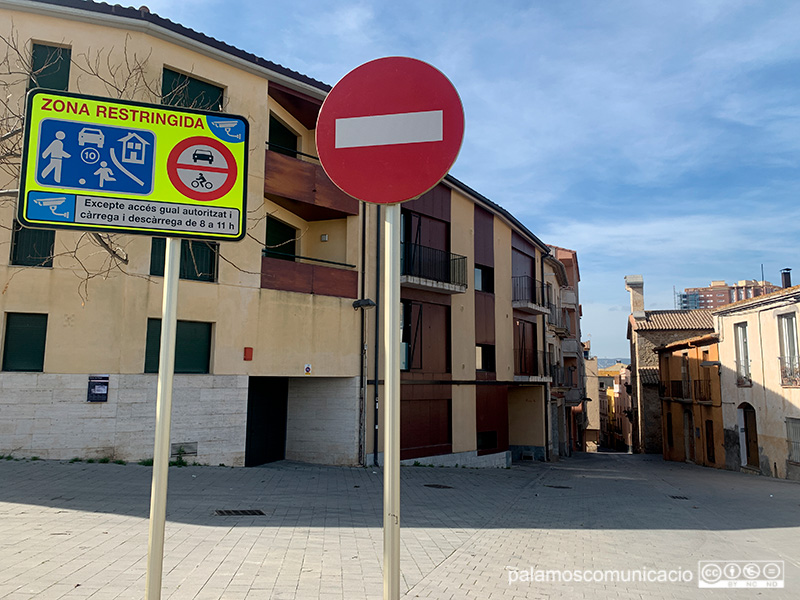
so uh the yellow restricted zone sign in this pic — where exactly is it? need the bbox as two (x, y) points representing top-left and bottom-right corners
(19, 90), (249, 241)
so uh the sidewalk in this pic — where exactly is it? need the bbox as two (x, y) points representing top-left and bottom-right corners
(1, 453), (798, 599)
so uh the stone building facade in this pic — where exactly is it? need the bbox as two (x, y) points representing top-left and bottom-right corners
(625, 275), (713, 453)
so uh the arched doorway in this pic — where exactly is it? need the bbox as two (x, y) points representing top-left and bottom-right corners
(683, 409), (695, 463)
(737, 403), (759, 468)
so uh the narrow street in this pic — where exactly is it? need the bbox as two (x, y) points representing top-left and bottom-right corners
(1, 453), (797, 599)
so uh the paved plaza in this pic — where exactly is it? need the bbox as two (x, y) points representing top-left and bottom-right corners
(1, 452), (798, 599)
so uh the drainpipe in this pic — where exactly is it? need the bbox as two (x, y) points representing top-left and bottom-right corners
(373, 205), (381, 467)
(358, 202), (368, 466)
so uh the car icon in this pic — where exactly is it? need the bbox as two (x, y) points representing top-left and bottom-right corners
(192, 149), (214, 164)
(78, 127), (104, 148)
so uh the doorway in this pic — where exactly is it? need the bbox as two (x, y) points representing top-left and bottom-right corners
(683, 409), (695, 463)
(245, 377), (288, 467)
(737, 402), (759, 468)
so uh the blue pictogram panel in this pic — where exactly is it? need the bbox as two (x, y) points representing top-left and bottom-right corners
(27, 190), (76, 222)
(36, 119), (155, 195)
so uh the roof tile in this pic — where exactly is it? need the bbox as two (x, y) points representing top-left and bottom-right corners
(631, 309), (713, 331)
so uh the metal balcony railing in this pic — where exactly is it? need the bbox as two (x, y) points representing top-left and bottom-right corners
(514, 348), (547, 377)
(780, 356), (800, 387)
(693, 379), (712, 402)
(400, 242), (467, 287)
(736, 360), (752, 386)
(512, 276), (544, 306)
(662, 379), (690, 399)
(550, 364), (566, 386)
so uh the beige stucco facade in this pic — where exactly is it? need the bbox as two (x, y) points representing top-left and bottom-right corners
(714, 288), (800, 479)
(0, 1), (580, 469)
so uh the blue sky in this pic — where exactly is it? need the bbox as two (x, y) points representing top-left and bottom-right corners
(144, 0), (800, 358)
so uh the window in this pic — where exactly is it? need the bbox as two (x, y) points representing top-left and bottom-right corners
(787, 417), (800, 464)
(264, 216), (297, 261)
(734, 322), (750, 386)
(476, 344), (496, 372)
(779, 313), (799, 386)
(150, 238), (218, 282)
(162, 67), (223, 110)
(144, 319), (212, 374)
(269, 115), (299, 158)
(3, 313), (47, 372)
(29, 43), (70, 91)
(474, 264), (494, 293)
(10, 221), (54, 267)
(401, 299), (449, 373)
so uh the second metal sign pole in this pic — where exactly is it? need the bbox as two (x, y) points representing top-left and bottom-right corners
(145, 236), (181, 600)
(382, 203), (401, 600)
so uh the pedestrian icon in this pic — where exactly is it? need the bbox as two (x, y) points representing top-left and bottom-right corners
(36, 119), (154, 195)
(40, 131), (70, 183)
(94, 161), (116, 187)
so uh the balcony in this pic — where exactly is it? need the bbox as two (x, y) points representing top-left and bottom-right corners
(780, 356), (800, 387)
(511, 276), (548, 315)
(400, 242), (467, 294)
(693, 379), (713, 403)
(263, 147), (358, 221)
(548, 303), (569, 337)
(736, 361), (752, 387)
(261, 251), (358, 298)
(514, 349), (549, 382)
(660, 379), (691, 401)
(550, 364), (566, 387)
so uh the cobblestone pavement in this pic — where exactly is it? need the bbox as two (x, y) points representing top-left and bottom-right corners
(1, 452), (798, 599)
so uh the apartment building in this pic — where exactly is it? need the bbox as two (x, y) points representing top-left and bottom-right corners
(712, 285), (800, 479)
(0, 0), (581, 468)
(544, 249), (587, 456)
(655, 334), (725, 469)
(678, 279), (781, 309)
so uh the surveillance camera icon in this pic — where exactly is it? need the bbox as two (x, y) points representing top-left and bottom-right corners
(210, 120), (242, 140)
(33, 196), (70, 218)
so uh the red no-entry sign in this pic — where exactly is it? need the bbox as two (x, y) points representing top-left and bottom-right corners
(316, 57), (465, 204)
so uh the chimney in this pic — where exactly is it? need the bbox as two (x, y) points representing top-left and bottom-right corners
(781, 268), (792, 289)
(625, 275), (645, 320)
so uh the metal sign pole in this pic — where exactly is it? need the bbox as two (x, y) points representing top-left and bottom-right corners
(145, 236), (181, 600)
(382, 203), (401, 600)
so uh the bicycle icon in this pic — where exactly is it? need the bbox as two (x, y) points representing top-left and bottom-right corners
(191, 173), (213, 189)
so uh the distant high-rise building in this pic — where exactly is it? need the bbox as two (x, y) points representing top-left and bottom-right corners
(677, 280), (781, 309)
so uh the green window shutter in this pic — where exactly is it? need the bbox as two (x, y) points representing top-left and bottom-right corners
(144, 318), (161, 373)
(29, 44), (71, 91)
(162, 68), (223, 111)
(269, 115), (298, 158)
(176, 321), (212, 373)
(10, 221), (54, 267)
(150, 238), (218, 282)
(144, 319), (211, 374)
(264, 216), (297, 261)
(3, 313), (48, 372)
(149, 237), (166, 277)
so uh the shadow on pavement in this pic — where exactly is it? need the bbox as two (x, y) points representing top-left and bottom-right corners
(1, 452), (799, 531)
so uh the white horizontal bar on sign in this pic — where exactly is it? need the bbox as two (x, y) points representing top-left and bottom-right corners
(335, 110), (444, 149)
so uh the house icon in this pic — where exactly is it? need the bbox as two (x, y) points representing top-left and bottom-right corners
(117, 132), (150, 164)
